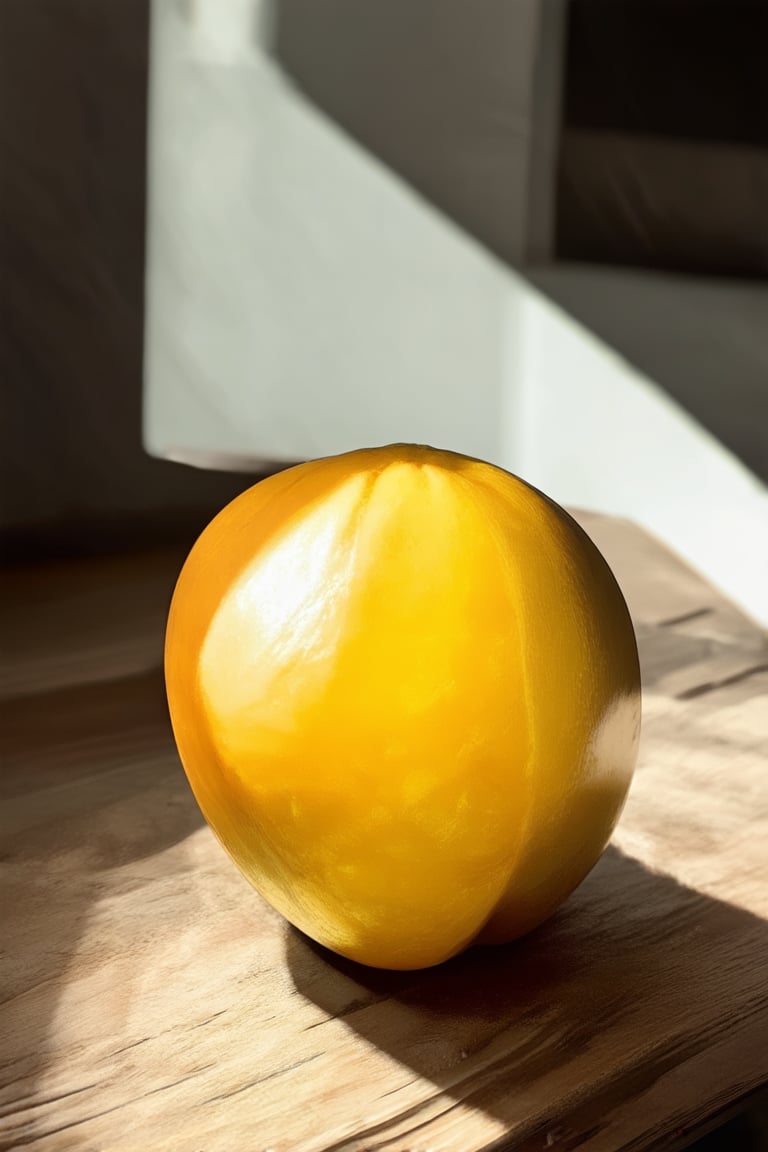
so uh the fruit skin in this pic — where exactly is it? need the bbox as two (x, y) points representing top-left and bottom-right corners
(165, 444), (641, 971)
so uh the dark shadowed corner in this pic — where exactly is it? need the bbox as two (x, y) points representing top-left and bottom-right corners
(285, 847), (768, 1150)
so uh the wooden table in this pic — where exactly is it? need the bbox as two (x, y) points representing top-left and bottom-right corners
(2, 514), (767, 1151)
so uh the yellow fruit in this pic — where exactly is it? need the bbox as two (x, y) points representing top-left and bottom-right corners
(165, 444), (641, 970)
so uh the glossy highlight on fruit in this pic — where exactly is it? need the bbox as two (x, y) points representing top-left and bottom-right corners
(165, 445), (641, 970)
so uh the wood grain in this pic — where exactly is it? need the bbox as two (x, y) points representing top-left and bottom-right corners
(1, 515), (767, 1152)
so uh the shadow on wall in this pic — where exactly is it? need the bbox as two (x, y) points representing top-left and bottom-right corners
(275, 0), (768, 488)
(4, 0), (763, 547)
(526, 265), (768, 489)
(0, 0), (269, 559)
(539, 0), (768, 486)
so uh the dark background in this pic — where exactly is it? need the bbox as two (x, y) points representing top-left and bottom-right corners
(0, 0), (257, 559)
(2, 0), (766, 554)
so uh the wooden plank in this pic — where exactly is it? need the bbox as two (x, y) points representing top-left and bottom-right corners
(0, 549), (183, 702)
(1, 516), (766, 1152)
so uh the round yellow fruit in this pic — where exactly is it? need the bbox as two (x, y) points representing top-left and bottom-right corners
(165, 444), (641, 970)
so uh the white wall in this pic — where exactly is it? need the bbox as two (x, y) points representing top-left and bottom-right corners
(145, 0), (768, 626)
(511, 289), (768, 626)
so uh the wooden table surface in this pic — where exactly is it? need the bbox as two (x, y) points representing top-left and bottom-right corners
(1, 513), (767, 1152)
